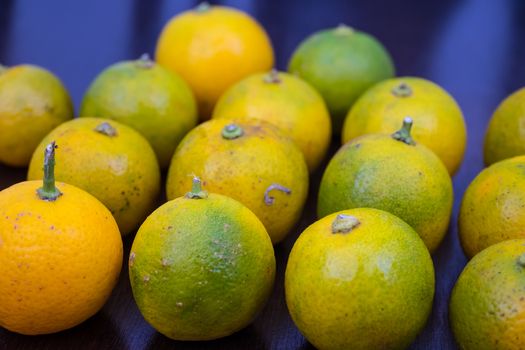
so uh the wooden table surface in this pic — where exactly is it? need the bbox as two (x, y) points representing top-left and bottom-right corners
(1, 0), (525, 349)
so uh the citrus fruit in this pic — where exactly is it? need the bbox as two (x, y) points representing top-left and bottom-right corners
(166, 118), (308, 244)
(318, 118), (453, 253)
(484, 87), (525, 165)
(450, 239), (525, 350)
(459, 156), (525, 259)
(129, 176), (275, 340)
(288, 24), (394, 132)
(79, 54), (197, 168)
(27, 117), (160, 235)
(0, 64), (73, 167)
(212, 69), (331, 172)
(342, 77), (466, 175)
(286, 208), (435, 350)
(156, 3), (274, 119)
(0, 142), (123, 335)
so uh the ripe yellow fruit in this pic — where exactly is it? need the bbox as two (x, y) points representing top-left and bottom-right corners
(0, 143), (123, 335)
(342, 77), (467, 175)
(156, 3), (274, 118)
(130, 177), (275, 340)
(450, 239), (525, 350)
(286, 208), (435, 350)
(459, 156), (525, 258)
(484, 87), (525, 165)
(27, 118), (161, 235)
(212, 70), (331, 172)
(0, 64), (73, 167)
(166, 118), (308, 243)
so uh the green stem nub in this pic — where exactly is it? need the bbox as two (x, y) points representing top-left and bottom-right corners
(264, 183), (291, 205)
(222, 123), (244, 140)
(518, 253), (525, 268)
(334, 23), (354, 35)
(94, 122), (118, 137)
(186, 176), (208, 199)
(391, 82), (412, 97)
(136, 53), (154, 69)
(391, 117), (415, 145)
(332, 214), (360, 234)
(195, 2), (211, 12)
(263, 69), (281, 84)
(37, 141), (63, 201)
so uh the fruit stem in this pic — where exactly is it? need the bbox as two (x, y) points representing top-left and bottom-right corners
(518, 253), (525, 268)
(263, 69), (281, 84)
(222, 123), (244, 140)
(391, 117), (415, 145)
(94, 122), (118, 137)
(37, 141), (63, 201)
(391, 82), (412, 97)
(332, 214), (360, 234)
(136, 53), (154, 69)
(186, 176), (208, 199)
(195, 2), (211, 12)
(0, 64), (6, 75)
(335, 23), (354, 35)
(264, 183), (291, 205)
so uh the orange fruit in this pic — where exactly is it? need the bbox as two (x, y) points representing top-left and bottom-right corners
(318, 118), (453, 253)
(286, 208), (434, 349)
(459, 156), (525, 258)
(450, 239), (525, 350)
(156, 3), (274, 118)
(166, 118), (308, 244)
(484, 87), (525, 165)
(129, 177), (275, 340)
(79, 55), (197, 169)
(0, 64), (73, 167)
(212, 69), (331, 172)
(0, 142), (123, 335)
(27, 118), (161, 235)
(288, 24), (395, 132)
(342, 77), (467, 175)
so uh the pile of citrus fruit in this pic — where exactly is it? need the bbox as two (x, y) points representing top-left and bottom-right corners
(0, 2), (524, 349)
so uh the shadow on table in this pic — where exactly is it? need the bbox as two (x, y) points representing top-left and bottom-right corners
(146, 324), (268, 350)
(0, 311), (123, 350)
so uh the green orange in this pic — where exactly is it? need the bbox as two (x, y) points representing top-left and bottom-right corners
(288, 24), (394, 132)
(129, 177), (275, 340)
(286, 208), (434, 349)
(80, 54), (197, 168)
(318, 118), (453, 253)
(0, 64), (73, 167)
(450, 239), (525, 350)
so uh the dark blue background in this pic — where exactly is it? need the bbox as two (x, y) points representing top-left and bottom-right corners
(1, 0), (525, 349)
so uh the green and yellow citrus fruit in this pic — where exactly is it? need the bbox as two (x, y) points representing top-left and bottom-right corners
(212, 69), (331, 172)
(318, 118), (453, 253)
(450, 239), (525, 350)
(166, 118), (308, 244)
(484, 87), (525, 165)
(129, 177), (275, 340)
(156, 3), (274, 118)
(342, 77), (466, 175)
(459, 156), (525, 258)
(0, 64), (73, 167)
(80, 55), (197, 168)
(288, 24), (394, 132)
(286, 208), (435, 350)
(28, 118), (160, 235)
